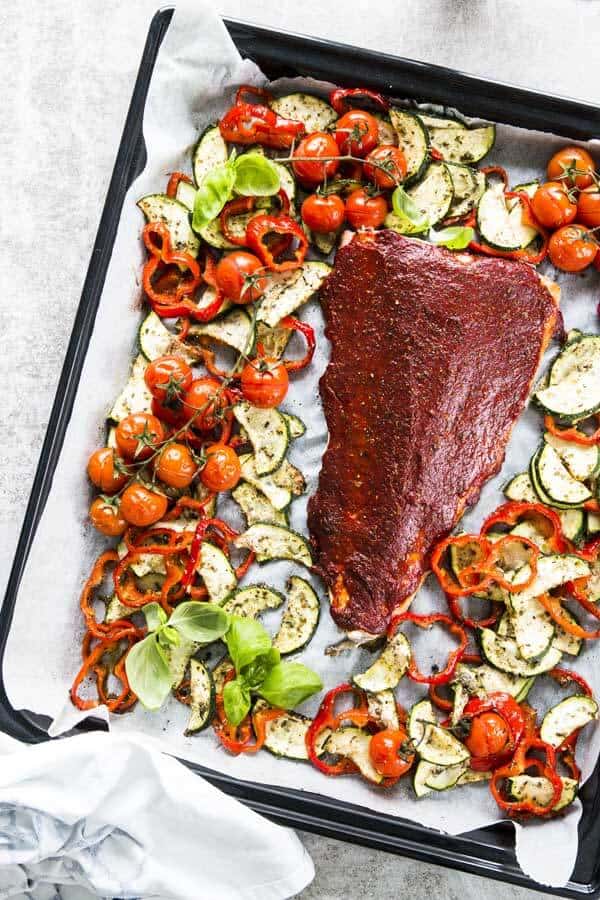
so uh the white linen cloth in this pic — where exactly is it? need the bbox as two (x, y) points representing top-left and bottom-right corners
(0, 731), (314, 900)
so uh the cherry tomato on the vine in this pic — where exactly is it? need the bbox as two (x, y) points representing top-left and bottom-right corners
(89, 497), (127, 537)
(363, 144), (407, 189)
(292, 132), (340, 186)
(548, 224), (598, 272)
(241, 357), (289, 408)
(301, 194), (345, 233)
(345, 188), (388, 229)
(115, 413), (165, 461)
(547, 146), (596, 190)
(151, 396), (187, 428)
(369, 728), (415, 779)
(87, 447), (128, 494)
(144, 356), (192, 405)
(577, 186), (600, 228)
(183, 377), (226, 430)
(531, 181), (576, 229)
(200, 443), (241, 492)
(155, 442), (197, 489)
(215, 251), (267, 304)
(120, 483), (168, 527)
(334, 109), (379, 157)
(464, 712), (510, 759)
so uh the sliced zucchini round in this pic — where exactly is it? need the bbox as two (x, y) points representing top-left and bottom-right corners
(389, 108), (429, 185)
(253, 699), (311, 760)
(310, 229), (339, 256)
(479, 628), (562, 676)
(167, 637), (199, 688)
(324, 727), (383, 784)
(107, 354), (153, 423)
(552, 607), (583, 657)
(232, 482), (288, 528)
(535, 335), (600, 422)
(238, 454), (292, 511)
(255, 321), (293, 360)
(197, 541), (237, 604)
(138, 311), (198, 364)
(184, 659), (215, 735)
(428, 123), (495, 165)
(222, 584), (285, 618)
(273, 576), (320, 655)
(503, 471), (538, 504)
(256, 262), (331, 328)
(533, 444), (592, 507)
(282, 413), (306, 440)
(544, 432), (599, 481)
(446, 164), (486, 219)
(175, 179), (196, 211)
(270, 93), (337, 132)
(417, 722), (470, 766)
(424, 759), (470, 792)
(408, 699), (437, 747)
(452, 661), (534, 702)
(540, 694), (598, 748)
(212, 655), (235, 695)
(417, 112), (466, 130)
(476, 184), (521, 251)
(188, 307), (255, 357)
(373, 113), (397, 146)
(367, 689), (400, 732)
(233, 402), (289, 476)
(506, 594), (555, 661)
(507, 774), (577, 812)
(137, 193), (199, 257)
(192, 124), (228, 187)
(405, 161), (454, 227)
(235, 523), (313, 567)
(588, 510), (600, 536)
(353, 631), (411, 692)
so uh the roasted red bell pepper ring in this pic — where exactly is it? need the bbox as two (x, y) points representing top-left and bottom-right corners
(279, 316), (316, 372)
(306, 683), (368, 776)
(428, 653), (482, 710)
(235, 84), (273, 106)
(537, 592), (600, 640)
(469, 192), (549, 265)
(482, 500), (567, 554)
(476, 534), (539, 592)
(430, 534), (493, 597)
(460, 692), (526, 772)
(545, 413), (600, 447)
(329, 87), (389, 115)
(220, 196), (256, 246)
(142, 221), (201, 309)
(219, 102), (304, 149)
(490, 734), (563, 816)
(166, 171), (193, 198)
(180, 517), (240, 592)
(446, 591), (500, 630)
(246, 214), (308, 271)
(387, 612), (467, 685)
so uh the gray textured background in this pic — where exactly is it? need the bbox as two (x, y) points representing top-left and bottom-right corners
(3, 0), (598, 896)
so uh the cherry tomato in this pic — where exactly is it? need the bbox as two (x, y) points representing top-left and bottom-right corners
(144, 356), (192, 405)
(464, 712), (510, 758)
(115, 413), (164, 461)
(89, 497), (127, 537)
(577, 186), (600, 228)
(183, 377), (225, 430)
(215, 251), (267, 304)
(301, 194), (345, 233)
(531, 181), (576, 229)
(345, 189), (388, 229)
(120, 483), (168, 527)
(151, 396), (187, 427)
(293, 132), (340, 186)
(241, 357), (289, 408)
(369, 728), (415, 779)
(363, 144), (407, 189)
(156, 442), (197, 489)
(86, 447), (128, 494)
(548, 224), (598, 272)
(200, 443), (241, 492)
(334, 109), (379, 157)
(547, 146), (596, 190)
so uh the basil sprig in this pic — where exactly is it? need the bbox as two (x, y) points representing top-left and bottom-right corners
(429, 225), (474, 250)
(223, 615), (322, 726)
(125, 602), (229, 710)
(125, 604), (322, 721)
(192, 152), (281, 231)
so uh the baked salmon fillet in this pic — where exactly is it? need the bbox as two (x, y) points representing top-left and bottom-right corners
(307, 230), (560, 635)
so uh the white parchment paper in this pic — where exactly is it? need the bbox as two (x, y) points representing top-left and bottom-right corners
(6, 1), (600, 887)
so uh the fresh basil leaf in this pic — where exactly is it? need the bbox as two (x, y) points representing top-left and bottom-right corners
(391, 187), (429, 230)
(234, 153), (280, 197)
(169, 602), (229, 643)
(223, 677), (251, 726)
(225, 616), (272, 674)
(429, 225), (474, 250)
(125, 635), (172, 711)
(192, 160), (236, 231)
(242, 648), (281, 691)
(143, 602), (167, 633)
(157, 625), (180, 648)
(257, 662), (322, 710)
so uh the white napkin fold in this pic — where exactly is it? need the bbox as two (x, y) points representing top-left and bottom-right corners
(0, 731), (314, 900)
